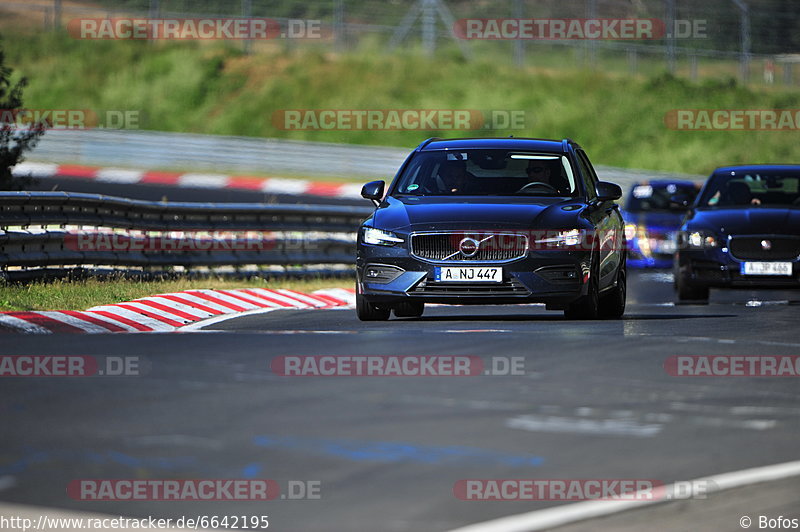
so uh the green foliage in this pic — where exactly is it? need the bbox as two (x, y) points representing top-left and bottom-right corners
(0, 39), (45, 190)
(3, 32), (799, 175)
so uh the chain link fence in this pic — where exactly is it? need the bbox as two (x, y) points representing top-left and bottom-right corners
(3, 0), (799, 86)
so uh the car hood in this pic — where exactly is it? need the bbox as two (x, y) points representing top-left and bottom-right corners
(372, 196), (588, 232)
(686, 207), (800, 236)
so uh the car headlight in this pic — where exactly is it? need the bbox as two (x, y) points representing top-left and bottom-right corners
(362, 227), (404, 246)
(687, 231), (718, 248)
(535, 229), (583, 247)
(624, 223), (637, 241)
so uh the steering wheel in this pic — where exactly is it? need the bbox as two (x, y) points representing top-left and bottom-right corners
(517, 181), (558, 194)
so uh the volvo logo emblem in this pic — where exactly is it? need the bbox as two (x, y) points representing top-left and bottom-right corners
(459, 237), (480, 257)
(761, 239), (772, 250)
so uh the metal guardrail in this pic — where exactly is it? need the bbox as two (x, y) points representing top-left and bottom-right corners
(0, 192), (373, 278)
(27, 130), (409, 179)
(23, 130), (703, 186)
(0, 191), (372, 230)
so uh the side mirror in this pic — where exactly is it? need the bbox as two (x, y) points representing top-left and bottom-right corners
(361, 180), (385, 206)
(595, 181), (622, 202)
(668, 194), (691, 210)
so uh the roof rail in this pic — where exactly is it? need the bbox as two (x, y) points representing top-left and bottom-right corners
(419, 137), (443, 150)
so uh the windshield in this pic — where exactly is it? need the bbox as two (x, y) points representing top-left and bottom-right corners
(698, 171), (800, 207)
(393, 150), (579, 197)
(626, 183), (699, 212)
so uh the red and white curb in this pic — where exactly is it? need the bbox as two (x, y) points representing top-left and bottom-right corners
(0, 288), (355, 334)
(12, 162), (363, 199)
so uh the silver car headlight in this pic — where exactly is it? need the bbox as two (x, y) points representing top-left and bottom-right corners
(535, 229), (583, 247)
(362, 227), (404, 246)
(687, 231), (718, 249)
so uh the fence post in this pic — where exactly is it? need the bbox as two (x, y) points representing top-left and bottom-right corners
(242, 0), (252, 54)
(784, 63), (793, 86)
(690, 54), (698, 81)
(513, 0), (524, 67)
(53, 0), (62, 30)
(586, 0), (597, 69)
(627, 47), (638, 76)
(149, 0), (160, 42)
(422, 0), (436, 56)
(334, 0), (345, 50)
(731, 0), (751, 83)
(665, 0), (676, 73)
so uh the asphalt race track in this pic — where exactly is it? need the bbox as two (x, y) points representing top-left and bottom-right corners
(1, 271), (798, 531)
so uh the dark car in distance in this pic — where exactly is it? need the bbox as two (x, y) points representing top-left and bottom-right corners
(675, 165), (800, 301)
(622, 180), (700, 269)
(355, 137), (627, 320)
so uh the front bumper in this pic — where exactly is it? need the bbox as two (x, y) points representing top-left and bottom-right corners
(676, 247), (800, 289)
(357, 244), (594, 308)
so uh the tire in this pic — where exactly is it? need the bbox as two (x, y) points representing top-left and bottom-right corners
(356, 282), (390, 321)
(564, 255), (600, 320)
(676, 271), (709, 302)
(598, 260), (626, 319)
(393, 301), (424, 318)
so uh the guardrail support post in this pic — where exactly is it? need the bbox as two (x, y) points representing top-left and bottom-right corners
(53, 0), (62, 30)
(242, 0), (253, 54)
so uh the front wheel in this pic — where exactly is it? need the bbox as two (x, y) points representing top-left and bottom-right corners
(676, 272), (709, 302)
(356, 282), (390, 321)
(564, 260), (599, 320)
(598, 261), (626, 319)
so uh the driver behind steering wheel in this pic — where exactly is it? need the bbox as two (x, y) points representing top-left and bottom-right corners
(525, 160), (569, 194)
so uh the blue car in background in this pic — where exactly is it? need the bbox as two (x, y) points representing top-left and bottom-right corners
(674, 165), (800, 302)
(622, 180), (700, 268)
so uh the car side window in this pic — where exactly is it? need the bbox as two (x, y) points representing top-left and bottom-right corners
(574, 150), (597, 199)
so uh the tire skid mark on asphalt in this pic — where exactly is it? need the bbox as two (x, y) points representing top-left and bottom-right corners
(624, 332), (800, 348)
(252, 434), (545, 467)
(0, 476), (16, 492)
(506, 414), (663, 438)
(0, 288), (354, 334)
(394, 395), (780, 437)
(0, 448), (197, 477)
(124, 434), (224, 451)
